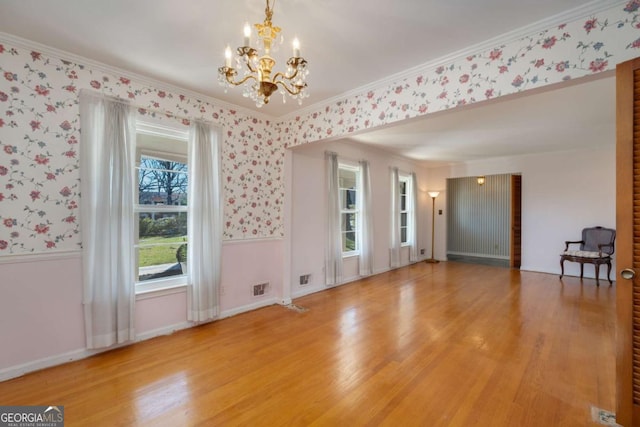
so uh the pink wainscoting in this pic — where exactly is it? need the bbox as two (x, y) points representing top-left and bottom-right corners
(220, 239), (284, 313)
(0, 239), (284, 380)
(0, 254), (85, 373)
(135, 291), (188, 337)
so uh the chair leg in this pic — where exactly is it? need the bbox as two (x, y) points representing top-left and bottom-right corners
(580, 263), (584, 279)
(594, 263), (600, 286)
(607, 261), (613, 285)
(559, 258), (564, 279)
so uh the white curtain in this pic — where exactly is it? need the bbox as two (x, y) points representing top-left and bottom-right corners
(358, 160), (374, 276)
(325, 152), (343, 286)
(408, 172), (419, 262)
(187, 121), (222, 322)
(79, 91), (135, 349)
(390, 167), (401, 268)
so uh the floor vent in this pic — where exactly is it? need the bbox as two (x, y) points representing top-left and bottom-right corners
(252, 282), (269, 297)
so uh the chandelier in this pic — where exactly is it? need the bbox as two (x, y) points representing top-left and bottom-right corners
(218, 0), (309, 107)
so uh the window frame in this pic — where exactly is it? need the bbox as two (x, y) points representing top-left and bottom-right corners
(134, 121), (190, 294)
(338, 162), (360, 257)
(399, 173), (412, 246)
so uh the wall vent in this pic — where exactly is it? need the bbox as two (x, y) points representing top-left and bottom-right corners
(299, 274), (311, 285)
(253, 282), (270, 297)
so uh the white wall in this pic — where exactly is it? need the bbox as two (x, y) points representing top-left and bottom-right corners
(427, 146), (616, 280)
(289, 140), (430, 298)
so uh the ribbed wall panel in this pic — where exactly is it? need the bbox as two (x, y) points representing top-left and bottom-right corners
(447, 174), (512, 259)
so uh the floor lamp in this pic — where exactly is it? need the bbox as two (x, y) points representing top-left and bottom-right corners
(426, 191), (440, 263)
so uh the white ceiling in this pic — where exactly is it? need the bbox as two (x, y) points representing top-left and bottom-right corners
(0, 0), (617, 164)
(350, 74), (616, 166)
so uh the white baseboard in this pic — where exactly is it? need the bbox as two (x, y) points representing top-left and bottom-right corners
(373, 266), (391, 275)
(291, 262), (425, 300)
(0, 261), (443, 383)
(1, 297), (286, 383)
(219, 297), (279, 319)
(292, 285), (324, 299)
(520, 265), (614, 282)
(0, 348), (91, 382)
(135, 321), (192, 342)
(0, 320), (194, 383)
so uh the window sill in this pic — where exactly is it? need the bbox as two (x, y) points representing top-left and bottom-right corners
(136, 277), (188, 300)
(342, 252), (360, 259)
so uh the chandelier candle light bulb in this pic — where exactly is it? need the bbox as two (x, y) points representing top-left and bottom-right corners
(224, 45), (232, 68)
(243, 22), (251, 46)
(293, 37), (300, 57)
(218, 0), (309, 107)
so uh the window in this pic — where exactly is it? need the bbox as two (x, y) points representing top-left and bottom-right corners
(338, 164), (360, 255)
(134, 123), (189, 292)
(399, 174), (412, 245)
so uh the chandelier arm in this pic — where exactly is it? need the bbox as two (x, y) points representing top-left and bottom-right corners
(275, 80), (305, 96)
(236, 47), (259, 73)
(225, 73), (258, 87)
(244, 59), (258, 74)
(272, 67), (298, 83)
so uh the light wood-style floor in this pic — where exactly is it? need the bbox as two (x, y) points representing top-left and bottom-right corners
(1, 262), (615, 426)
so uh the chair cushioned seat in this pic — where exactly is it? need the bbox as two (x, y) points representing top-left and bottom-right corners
(562, 250), (608, 258)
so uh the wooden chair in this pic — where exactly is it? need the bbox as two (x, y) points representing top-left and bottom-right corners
(559, 226), (616, 286)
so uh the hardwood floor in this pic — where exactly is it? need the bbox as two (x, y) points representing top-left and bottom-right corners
(1, 262), (615, 426)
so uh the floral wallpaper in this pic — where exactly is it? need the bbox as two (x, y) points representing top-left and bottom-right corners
(1, 1), (639, 255)
(0, 43), (283, 254)
(278, 1), (640, 148)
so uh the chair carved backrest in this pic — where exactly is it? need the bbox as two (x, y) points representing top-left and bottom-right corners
(581, 226), (616, 255)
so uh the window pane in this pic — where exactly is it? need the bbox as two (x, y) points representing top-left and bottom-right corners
(401, 227), (407, 243)
(399, 181), (406, 195)
(343, 231), (357, 252)
(339, 168), (357, 189)
(341, 213), (357, 233)
(400, 194), (406, 211)
(138, 211), (187, 281)
(139, 212), (187, 239)
(137, 242), (186, 281)
(339, 189), (357, 210)
(346, 189), (357, 209)
(138, 156), (188, 205)
(401, 212), (407, 227)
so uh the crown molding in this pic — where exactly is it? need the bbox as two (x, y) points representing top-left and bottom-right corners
(279, 0), (625, 122)
(0, 0), (625, 124)
(0, 32), (276, 122)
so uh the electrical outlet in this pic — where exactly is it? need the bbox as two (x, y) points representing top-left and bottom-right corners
(420, 249), (425, 255)
(300, 274), (311, 285)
